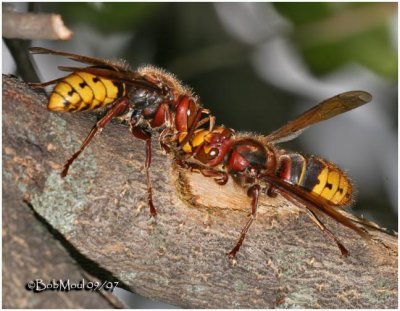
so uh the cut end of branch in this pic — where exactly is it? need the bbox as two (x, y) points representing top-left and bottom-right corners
(3, 12), (73, 40)
(51, 14), (73, 40)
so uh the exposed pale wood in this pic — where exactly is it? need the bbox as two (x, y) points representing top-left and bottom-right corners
(3, 75), (397, 308)
(3, 11), (72, 40)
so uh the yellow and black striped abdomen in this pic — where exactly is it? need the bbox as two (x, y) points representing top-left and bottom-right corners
(48, 72), (125, 112)
(277, 153), (352, 206)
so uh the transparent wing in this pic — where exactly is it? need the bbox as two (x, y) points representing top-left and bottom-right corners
(266, 91), (372, 144)
(57, 66), (158, 90)
(29, 47), (159, 91)
(29, 47), (127, 71)
(260, 173), (370, 239)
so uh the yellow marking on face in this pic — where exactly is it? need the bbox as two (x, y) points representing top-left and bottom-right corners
(312, 167), (329, 195)
(321, 169), (340, 200)
(178, 132), (187, 143)
(204, 145), (212, 154)
(182, 143), (192, 153)
(177, 132), (192, 153)
(192, 130), (209, 147)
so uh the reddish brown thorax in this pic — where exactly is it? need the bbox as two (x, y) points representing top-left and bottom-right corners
(225, 139), (277, 176)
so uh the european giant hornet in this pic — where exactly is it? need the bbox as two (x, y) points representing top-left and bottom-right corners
(29, 47), (372, 259)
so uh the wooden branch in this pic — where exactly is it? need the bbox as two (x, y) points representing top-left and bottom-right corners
(3, 74), (397, 308)
(4, 38), (41, 82)
(3, 142), (123, 307)
(2, 11), (72, 40)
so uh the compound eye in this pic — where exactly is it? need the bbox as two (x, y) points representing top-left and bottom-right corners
(195, 146), (220, 163)
(208, 148), (219, 159)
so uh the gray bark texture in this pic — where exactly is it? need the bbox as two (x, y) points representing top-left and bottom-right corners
(3, 74), (398, 308)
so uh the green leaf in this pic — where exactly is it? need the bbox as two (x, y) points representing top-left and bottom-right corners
(274, 3), (397, 80)
(50, 3), (163, 33)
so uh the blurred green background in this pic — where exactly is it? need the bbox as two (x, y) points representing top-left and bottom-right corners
(3, 2), (397, 307)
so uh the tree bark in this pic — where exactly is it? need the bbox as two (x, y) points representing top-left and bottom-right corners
(3, 74), (397, 308)
(2, 180), (124, 308)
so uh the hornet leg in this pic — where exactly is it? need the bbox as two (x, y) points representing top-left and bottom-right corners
(228, 184), (261, 259)
(61, 97), (129, 177)
(303, 208), (349, 257)
(130, 122), (157, 218)
(200, 169), (229, 185)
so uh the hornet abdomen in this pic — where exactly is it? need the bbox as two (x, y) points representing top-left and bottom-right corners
(277, 153), (352, 206)
(48, 72), (125, 112)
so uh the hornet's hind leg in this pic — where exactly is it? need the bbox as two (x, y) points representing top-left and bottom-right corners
(61, 97), (130, 177)
(130, 126), (157, 218)
(302, 208), (349, 257)
(128, 102), (173, 218)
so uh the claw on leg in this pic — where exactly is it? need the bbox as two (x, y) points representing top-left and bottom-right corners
(227, 184), (260, 260)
